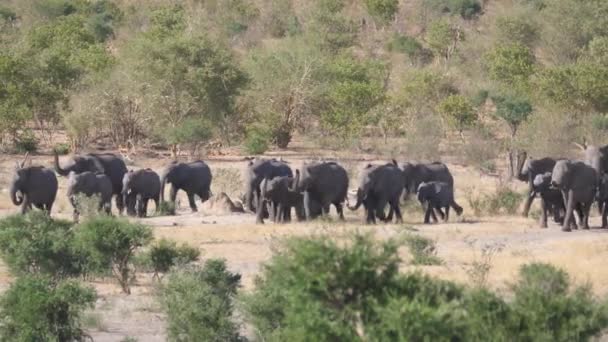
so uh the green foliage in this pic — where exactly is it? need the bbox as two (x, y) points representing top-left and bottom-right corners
(308, 0), (358, 52)
(437, 95), (477, 134)
(491, 93), (533, 136)
(13, 130), (38, 153)
(74, 216), (153, 294)
(396, 69), (456, 112)
(584, 37), (608, 66)
(425, 0), (482, 20)
(592, 114), (608, 132)
(138, 238), (200, 279)
(364, 0), (399, 24)
(245, 124), (271, 154)
(157, 201), (176, 216)
(387, 34), (431, 64)
(466, 186), (523, 216)
(495, 15), (538, 47)
(426, 20), (462, 60)
(53, 142), (70, 155)
(404, 234), (442, 265)
(0, 6), (16, 21)
(484, 43), (535, 88)
(160, 260), (242, 341)
(0, 213), (85, 278)
(0, 276), (96, 342)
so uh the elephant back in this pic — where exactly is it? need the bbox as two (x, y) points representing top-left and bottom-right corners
(88, 153), (128, 194)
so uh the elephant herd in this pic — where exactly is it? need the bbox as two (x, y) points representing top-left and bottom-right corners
(517, 142), (608, 232)
(10, 152), (212, 222)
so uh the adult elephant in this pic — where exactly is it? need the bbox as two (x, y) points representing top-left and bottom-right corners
(576, 142), (608, 216)
(292, 161), (348, 220)
(67, 171), (113, 222)
(515, 152), (560, 217)
(401, 162), (454, 196)
(551, 160), (597, 232)
(122, 169), (161, 218)
(160, 160), (212, 212)
(243, 158), (292, 215)
(10, 158), (58, 214)
(54, 151), (127, 214)
(348, 162), (404, 224)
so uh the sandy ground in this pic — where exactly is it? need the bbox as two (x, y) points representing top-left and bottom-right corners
(1, 152), (608, 341)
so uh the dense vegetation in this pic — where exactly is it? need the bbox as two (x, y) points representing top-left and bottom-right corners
(1, 0), (606, 163)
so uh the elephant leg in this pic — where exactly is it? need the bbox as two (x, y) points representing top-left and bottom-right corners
(540, 197), (548, 228)
(562, 191), (574, 232)
(20, 195), (30, 215)
(45, 202), (53, 215)
(276, 203), (284, 223)
(169, 185), (178, 203)
(582, 202), (591, 230)
(187, 192), (198, 212)
(386, 206), (394, 222)
(153, 196), (160, 214)
(423, 204), (432, 224)
(434, 207), (445, 221)
(143, 199), (149, 218)
(303, 192), (311, 220)
(335, 202), (345, 220)
(390, 199), (403, 223)
(444, 206), (450, 222)
(522, 188), (535, 217)
(256, 199), (265, 224)
(365, 202), (375, 224)
(136, 194), (144, 218)
(115, 194), (125, 215)
(602, 200), (608, 228)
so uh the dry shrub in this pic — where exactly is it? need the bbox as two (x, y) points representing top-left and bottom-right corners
(462, 125), (502, 172)
(516, 110), (580, 158)
(465, 185), (523, 217)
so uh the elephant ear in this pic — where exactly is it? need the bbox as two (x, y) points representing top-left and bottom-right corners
(433, 183), (442, 194)
(89, 157), (105, 173)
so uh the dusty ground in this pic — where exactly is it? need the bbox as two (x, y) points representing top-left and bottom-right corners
(1, 150), (608, 341)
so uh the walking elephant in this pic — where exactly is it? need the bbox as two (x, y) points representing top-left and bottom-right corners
(401, 162), (454, 195)
(258, 176), (299, 224)
(416, 181), (463, 224)
(291, 161), (348, 220)
(160, 160), (212, 212)
(122, 169), (161, 218)
(55, 151), (127, 214)
(551, 160), (597, 231)
(10, 159), (58, 214)
(576, 142), (608, 215)
(243, 158), (292, 219)
(516, 152), (560, 217)
(348, 162), (404, 224)
(67, 171), (113, 222)
(532, 172), (566, 228)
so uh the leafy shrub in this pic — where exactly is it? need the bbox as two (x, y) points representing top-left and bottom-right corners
(138, 238), (200, 279)
(157, 201), (176, 216)
(404, 234), (442, 265)
(592, 113), (608, 131)
(244, 124), (271, 155)
(13, 131), (38, 153)
(160, 260), (242, 341)
(437, 95), (477, 136)
(426, 0), (482, 19)
(364, 0), (399, 24)
(0, 276), (96, 341)
(0, 6), (16, 21)
(72, 193), (105, 219)
(484, 43), (536, 87)
(53, 143), (70, 155)
(491, 92), (533, 137)
(496, 15), (539, 47)
(74, 216), (153, 294)
(0, 213), (85, 278)
(387, 34), (432, 65)
(466, 186), (523, 216)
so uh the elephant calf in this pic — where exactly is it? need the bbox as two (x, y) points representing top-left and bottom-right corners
(533, 172), (567, 228)
(123, 169), (161, 218)
(258, 176), (301, 224)
(67, 171), (113, 222)
(417, 181), (463, 224)
(10, 165), (58, 215)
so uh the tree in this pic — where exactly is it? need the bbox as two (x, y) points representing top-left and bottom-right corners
(484, 43), (535, 89)
(0, 276), (96, 342)
(437, 94), (476, 137)
(495, 15), (539, 47)
(426, 20), (464, 63)
(132, 5), (248, 157)
(364, 0), (399, 25)
(307, 0), (358, 52)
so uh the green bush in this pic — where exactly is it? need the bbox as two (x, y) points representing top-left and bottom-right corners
(364, 0), (399, 24)
(137, 238), (200, 279)
(157, 201), (176, 216)
(437, 94), (477, 136)
(0, 276), (96, 341)
(0, 213), (85, 278)
(13, 131), (38, 153)
(160, 260), (242, 341)
(466, 186), (523, 216)
(245, 233), (608, 340)
(404, 234), (442, 265)
(244, 124), (271, 155)
(53, 143), (70, 155)
(74, 216), (153, 294)
(426, 0), (482, 20)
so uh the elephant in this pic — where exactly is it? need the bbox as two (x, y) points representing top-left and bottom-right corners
(551, 160), (597, 231)
(258, 176), (300, 224)
(576, 142), (608, 214)
(532, 172), (567, 228)
(348, 162), (404, 224)
(67, 171), (113, 222)
(122, 168), (161, 218)
(10, 162), (58, 215)
(597, 174), (608, 228)
(399, 161), (454, 221)
(416, 181), (463, 224)
(516, 152), (560, 217)
(160, 160), (212, 213)
(291, 161), (348, 220)
(54, 151), (127, 214)
(243, 158), (292, 219)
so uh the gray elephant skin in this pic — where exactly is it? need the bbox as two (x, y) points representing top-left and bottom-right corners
(55, 152), (127, 214)
(417, 181), (463, 224)
(597, 174), (608, 228)
(123, 169), (161, 218)
(348, 162), (404, 224)
(516, 152), (560, 217)
(292, 161), (348, 220)
(577, 143), (608, 216)
(259, 176), (301, 224)
(402, 162), (454, 195)
(551, 160), (597, 231)
(532, 172), (567, 228)
(10, 165), (58, 214)
(160, 160), (212, 212)
(244, 158), (292, 218)
(67, 171), (113, 221)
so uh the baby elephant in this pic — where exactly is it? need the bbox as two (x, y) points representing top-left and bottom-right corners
(417, 182), (463, 224)
(122, 169), (161, 218)
(533, 172), (566, 228)
(67, 171), (113, 222)
(258, 176), (303, 224)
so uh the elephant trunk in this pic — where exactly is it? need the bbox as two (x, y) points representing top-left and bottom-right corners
(10, 182), (22, 206)
(290, 170), (300, 192)
(160, 174), (167, 203)
(347, 189), (363, 211)
(54, 151), (69, 176)
(515, 151), (527, 182)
